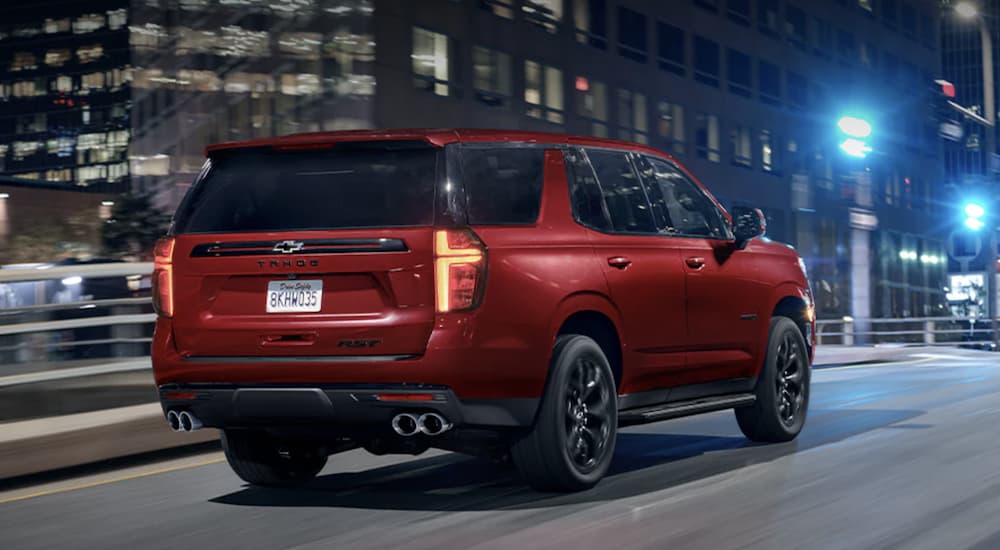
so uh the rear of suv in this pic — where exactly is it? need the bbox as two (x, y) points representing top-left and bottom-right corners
(153, 129), (814, 492)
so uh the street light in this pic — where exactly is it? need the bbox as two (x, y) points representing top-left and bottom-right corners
(965, 202), (987, 230)
(837, 116), (873, 158)
(955, 2), (980, 20)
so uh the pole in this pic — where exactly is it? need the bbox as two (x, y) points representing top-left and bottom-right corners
(980, 17), (999, 348)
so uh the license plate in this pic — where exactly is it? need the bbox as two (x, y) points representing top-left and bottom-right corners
(266, 280), (323, 313)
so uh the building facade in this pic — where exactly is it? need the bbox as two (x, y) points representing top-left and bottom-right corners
(0, 0), (948, 320)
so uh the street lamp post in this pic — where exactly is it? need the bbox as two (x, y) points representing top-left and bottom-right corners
(955, 2), (999, 347)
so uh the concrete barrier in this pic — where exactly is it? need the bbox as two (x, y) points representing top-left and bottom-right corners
(0, 403), (217, 480)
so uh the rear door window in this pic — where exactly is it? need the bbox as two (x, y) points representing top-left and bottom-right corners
(173, 142), (439, 234)
(586, 149), (656, 233)
(461, 147), (544, 224)
(638, 155), (730, 239)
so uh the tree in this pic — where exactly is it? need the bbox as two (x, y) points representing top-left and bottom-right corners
(0, 213), (102, 264)
(101, 194), (170, 260)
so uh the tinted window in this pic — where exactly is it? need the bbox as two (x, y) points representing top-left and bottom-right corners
(462, 147), (544, 224)
(639, 156), (728, 238)
(587, 149), (656, 233)
(174, 144), (438, 234)
(564, 148), (611, 231)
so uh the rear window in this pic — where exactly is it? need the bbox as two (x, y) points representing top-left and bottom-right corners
(173, 143), (439, 234)
(461, 147), (544, 225)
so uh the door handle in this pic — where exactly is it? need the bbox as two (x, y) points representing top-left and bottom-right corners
(685, 256), (706, 269)
(607, 256), (632, 269)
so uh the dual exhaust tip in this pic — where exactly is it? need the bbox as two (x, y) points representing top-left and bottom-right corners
(166, 410), (202, 432)
(391, 412), (452, 437)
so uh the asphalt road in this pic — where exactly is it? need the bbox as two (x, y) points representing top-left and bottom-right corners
(2, 349), (1000, 550)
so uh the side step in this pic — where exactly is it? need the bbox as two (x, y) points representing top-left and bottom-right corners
(618, 393), (756, 427)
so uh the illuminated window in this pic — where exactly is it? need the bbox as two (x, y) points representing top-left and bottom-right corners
(524, 60), (563, 124)
(574, 0), (607, 49)
(327, 31), (376, 62)
(617, 89), (647, 144)
(108, 162), (129, 181)
(280, 73), (321, 95)
(523, 0), (563, 33)
(696, 112), (720, 162)
(180, 0), (210, 9)
(730, 124), (752, 167)
(279, 32), (322, 59)
(44, 18), (71, 34)
(130, 23), (167, 49)
(176, 70), (222, 91)
(108, 9), (127, 30)
(575, 76), (608, 137)
(225, 72), (275, 93)
(81, 72), (106, 91)
(13, 27), (40, 38)
(472, 46), (511, 107)
(656, 102), (685, 155)
(760, 129), (782, 173)
(271, 0), (316, 16)
(53, 75), (73, 92)
(412, 27), (451, 97)
(132, 68), (166, 88)
(46, 169), (73, 181)
(10, 52), (37, 72)
(77, 165), (108, 183)
(177, 27), (218, 55)
(47, 137), (76, 158)
(45, 49), (72, 67)
(73, 14), (105, 34)
(14, 80), (39, 97)
(13, 141), (41, 160)
(77, 44), (104, 63)
(130, 154), (170, 176)
(217, 26), (269, 57)
(481, 0), (515, 19)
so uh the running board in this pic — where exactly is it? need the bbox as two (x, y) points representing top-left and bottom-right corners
(618, 393), (756, 427)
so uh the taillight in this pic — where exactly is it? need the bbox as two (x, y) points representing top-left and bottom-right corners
(152, 237), (175, 317)
(434, 229), (486, 313)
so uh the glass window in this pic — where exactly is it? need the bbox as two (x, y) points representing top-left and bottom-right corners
(575, 76), (608, 137)
(564, 148), (611, 231)
(785, 5), (807, 45)
(523, 0), (563, 33)
(174, 144), (439, 234)
(901, 2), (916, 36)
(574, 0), (607, 49)
(730, 124), (752, 167)
(617, 89), (648, 144)
(218, 26), (269, 57)
(77, 44), (104, 64)
(73, 14), (105, 34)
(525, 60), (564, 124)
(639, 156), (728, 238)
(617, 7), (648, 63)
(44, 18), (71, 34)
(280, 73), (321, 95)
(694, 0), (718, 12)
(882, 0), (897, 28)
(836, 29), (856, 60)
(758, 0), (779, 36)
(656, 102), (685, 155)
(462, 147), (545, 224)
(694, 35), (720, 87)
(727, 0), (750, 25)
(81, 72), (106, 90)
(727, 49), (752, 97)
(696, 112), (720, 162)
(657, 22), (685, 75)
(473, 46), (512, 107)
(279, 32), (322, 59)
(761, 129), (783, 173)
(788, 72), (808, 108)
(107, 8), (127, 30)
(10, 52), (37, 72)
(481, 0), (515, 19)
(587, 149), (655, 233)
(759, 61), (780, 105)
(813, 18), (832, 58)
(45, 49), (71, 67)
(412, 27), (451, 97)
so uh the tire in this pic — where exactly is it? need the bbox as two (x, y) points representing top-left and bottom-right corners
(511, 334), (618, 492)
(221, 430), (328, 487)
(735, 316), (811, 442)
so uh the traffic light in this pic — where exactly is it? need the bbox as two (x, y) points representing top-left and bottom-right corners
(933, 79), (963, 142)
(837, 116), (872, 158)
(965, 202), (986, 231)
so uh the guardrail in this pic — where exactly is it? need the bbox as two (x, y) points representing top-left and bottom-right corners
(817, 316), (998, 348)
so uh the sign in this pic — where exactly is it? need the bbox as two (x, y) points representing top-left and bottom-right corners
(948, 230), (982, 260)
(939, 121), (963, 142)
(848, 208), (878, 230)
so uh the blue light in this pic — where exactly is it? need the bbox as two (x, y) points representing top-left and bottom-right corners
(839, 138), (872, 158)
(965, 217), (986, 231)
(965, 203), (986, 219)
(837, 116), (872, 138)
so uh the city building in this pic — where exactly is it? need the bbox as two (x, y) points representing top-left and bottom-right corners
(0, 0), (947, 321)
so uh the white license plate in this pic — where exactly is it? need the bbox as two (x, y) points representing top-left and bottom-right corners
(266, 280), (323, 313)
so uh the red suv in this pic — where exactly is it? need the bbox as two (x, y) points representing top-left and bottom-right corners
(152, 129), (814, 492)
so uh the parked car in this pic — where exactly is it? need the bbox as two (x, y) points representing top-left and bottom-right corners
(152, 129), (815, 492)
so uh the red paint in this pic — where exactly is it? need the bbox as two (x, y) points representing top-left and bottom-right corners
(155, 129), (814, 403)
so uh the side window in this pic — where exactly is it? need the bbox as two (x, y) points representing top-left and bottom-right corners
(462, 147), (544, 224)
(564, 148), (612, 231)
(640, 156), (729, 238)
(587, 149), (657, 233)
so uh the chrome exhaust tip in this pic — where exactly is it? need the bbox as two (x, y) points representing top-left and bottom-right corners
(178, 410), (203, 432)
(417, 413), (453, 436)
(391, 413), (419, 436)
(166, 410), (182, 432)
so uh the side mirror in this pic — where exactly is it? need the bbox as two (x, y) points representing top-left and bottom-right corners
(732, 206), (766, 249)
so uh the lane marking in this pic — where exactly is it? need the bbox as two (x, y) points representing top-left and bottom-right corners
(819, 357), (939, 371)
(0, 457), (225, 505)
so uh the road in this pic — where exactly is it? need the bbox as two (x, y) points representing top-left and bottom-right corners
(2, 349), (999, 550)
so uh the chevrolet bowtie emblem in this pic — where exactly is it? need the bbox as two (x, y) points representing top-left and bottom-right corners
(272, 240), (305, 254)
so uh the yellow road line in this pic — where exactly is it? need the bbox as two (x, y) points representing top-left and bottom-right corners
(820, 356), (939, 371)
(0, 457), (225, 505)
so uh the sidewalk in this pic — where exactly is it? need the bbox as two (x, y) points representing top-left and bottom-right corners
(812, 344), (912, 367)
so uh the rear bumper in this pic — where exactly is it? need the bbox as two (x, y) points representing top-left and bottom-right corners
(158, 383), (539, 429)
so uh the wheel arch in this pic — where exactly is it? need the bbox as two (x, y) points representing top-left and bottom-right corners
(768, 284), (814, 360)
(548, 292), (625, 392)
